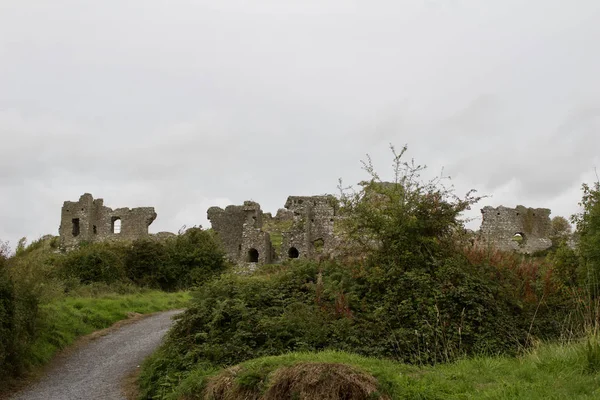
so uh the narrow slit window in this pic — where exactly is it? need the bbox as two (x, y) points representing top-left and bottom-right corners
(72, 218), (80, 237)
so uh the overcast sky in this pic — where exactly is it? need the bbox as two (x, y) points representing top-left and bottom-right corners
(1, 0), (600, 248)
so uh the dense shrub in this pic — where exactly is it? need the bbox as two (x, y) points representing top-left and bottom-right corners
(59, 243), (127, 285)
(140, 252), (574, 397)
(163, 227), (227, 290)
(572, 181), (600, 294)
(0, 241), (39, 379)
(124, 228), (227, 291)
(56, 227), (226, 290)
(0, 249), (16, 377)
(124, 239), (169, 288)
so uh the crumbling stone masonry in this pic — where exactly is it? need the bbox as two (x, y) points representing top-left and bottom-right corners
(207, 201), (273, 266)
(208, 195), (338, 266)
(59, 193), (157, 248)
(479, 205), (552, 254)
(280, 196), (338, 261)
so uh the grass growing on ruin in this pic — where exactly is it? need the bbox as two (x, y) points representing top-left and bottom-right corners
(262, 218), (293, 253)
(142, 338), (600, 400)
(25, 290), (190, 372)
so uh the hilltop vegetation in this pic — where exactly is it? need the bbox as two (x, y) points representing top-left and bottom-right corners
(138, 146), (598, 399)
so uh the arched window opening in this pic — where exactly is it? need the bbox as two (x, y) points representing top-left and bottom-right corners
(512, 232), (525, 246)
(247, 248), (259, 263)
(112, 217), (122, 234)
(288, 247), (300, 259)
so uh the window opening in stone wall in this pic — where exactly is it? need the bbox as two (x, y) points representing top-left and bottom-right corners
(111, 217), (122, 234)
(512, 232), (526, 246)
(247, 248), (259, 263)
(72, 218), (80, 237)
(288, 247), (299, 258)
(93, 225), (97, 234)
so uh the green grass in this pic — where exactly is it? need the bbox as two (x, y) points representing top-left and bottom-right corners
(262, 219), (293, 253)
(26, 290), (190, 370)
(151, 338), (600, 400)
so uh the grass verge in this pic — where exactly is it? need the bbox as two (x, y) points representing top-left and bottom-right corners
(30, 290), (190, 367)
(1, 290), (189, 395)
(144, 337), (600, 400)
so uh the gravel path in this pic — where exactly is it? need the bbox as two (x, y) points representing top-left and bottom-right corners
(10, 310), (182, 400)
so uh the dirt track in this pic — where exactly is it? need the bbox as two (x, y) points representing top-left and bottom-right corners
(10, 310), (182, 400)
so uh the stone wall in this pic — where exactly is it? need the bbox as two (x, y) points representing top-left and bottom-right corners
(207, 201), (273, 267)
(208, 195), (338, 266)
(479, 205), (552, 254)
(280, 195), (337, 261)
(207, 204), (246, 262)
(209, 197), (558, 265)
(59, 193), (156, 248)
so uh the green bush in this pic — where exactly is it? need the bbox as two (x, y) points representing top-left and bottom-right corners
(123, 228), (227, 291)
(0, 241), (40, 379)
(162, 227), (228, 290)
(124, 239), (169, 288)
(0, 252), (16, 377)
(140, 252), (571, 398)
(59, 243), (127, 285)
(572, 181), (600, 295)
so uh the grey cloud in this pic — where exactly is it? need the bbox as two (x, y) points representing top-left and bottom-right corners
(2, 1), (600, 247)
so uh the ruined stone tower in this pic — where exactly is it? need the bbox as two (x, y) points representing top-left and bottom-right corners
(59, 193), (157, 248)
(479, 205), (552, 254)
(207, 201), (273, 266)
(208, 195), (338, 266)
(280, 195), (337, 260)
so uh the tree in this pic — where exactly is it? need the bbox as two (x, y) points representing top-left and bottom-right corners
(551, 216), (572, 246)
(338, 144), (481, 270)
(572, 181), (600, 294)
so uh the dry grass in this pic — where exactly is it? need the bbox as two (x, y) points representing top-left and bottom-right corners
(263, 362), (386, 400)
(204, 366), (259, 400)
(203, 362), (386, 400)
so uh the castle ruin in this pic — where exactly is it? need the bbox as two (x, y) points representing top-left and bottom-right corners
(59, 193), (157, 248)
(478, 205), (553, 254)
(57, 193), (558, 260)
(207, 201), (273, 266)
(208, 195), (338, 266)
